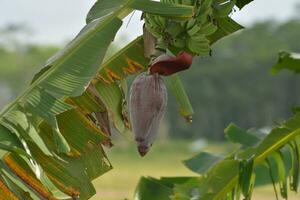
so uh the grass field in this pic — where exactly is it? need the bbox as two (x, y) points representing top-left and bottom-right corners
(90, 140), (299, 200)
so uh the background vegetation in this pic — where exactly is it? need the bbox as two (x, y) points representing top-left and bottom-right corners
(1, 16), (300, 199)
(1, 18), (299, 140)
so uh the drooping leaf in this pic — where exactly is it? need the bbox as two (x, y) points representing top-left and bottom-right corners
(0, 176), (19, 200)
(208, 17), (244, 44)
(0, 111), (52, 157)
(238, 157), (255, 200)
(224, 123), (260, 147)
(23, 88), (74, 153)
(38, 17), (122, 97)
(23, 88), (74, 125)
(0, 125), (27, 158)
(286, 141), (299, 192)
(134, 177), (173, 200)
(265, 158), (280, 200)
(272, 51), (300, 74)
(172, 178), (202, 200)
(271, 151), (288, 199)
(2, 153), (67, 200)
(183, 152), (223, 174)
(0, 159), (47, 200)
(136, 113), (300, 200)
(94, 81), (129, 135)
(199, 160), (239, 200)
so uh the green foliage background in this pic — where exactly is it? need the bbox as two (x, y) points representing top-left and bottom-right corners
(169, 19), (300, 140)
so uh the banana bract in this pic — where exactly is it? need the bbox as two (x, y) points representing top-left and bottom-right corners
(129, 73), (168, 156)
(150, 52), (193, 76)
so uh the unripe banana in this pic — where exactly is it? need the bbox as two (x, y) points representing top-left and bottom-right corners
(167, 22), (183, 37)
(187, 24), (201, 36)
(154, 16), (167, 28)
(197, 21), (217, 35)
(186, 18), (196, 29)
(196, 7), (213, 23)
(187, 35), (210, 55)
(145, 14), (161, 30)
(129, 73), (168, 156)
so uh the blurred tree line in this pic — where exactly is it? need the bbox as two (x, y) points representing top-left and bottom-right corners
(0, 25), (58, 108)
(0, 19), (299, 140)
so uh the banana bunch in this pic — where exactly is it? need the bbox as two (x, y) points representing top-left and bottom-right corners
(144, 0), (236, 56)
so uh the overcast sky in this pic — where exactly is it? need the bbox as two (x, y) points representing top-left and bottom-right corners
(0, 0), (299, 45)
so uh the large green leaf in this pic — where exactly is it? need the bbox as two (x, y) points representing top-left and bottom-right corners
(208, 17), (244, 44)
(38, 17), (122, 96)
(224, 123), (260, 147)
(134, 177), (173, 200)
(135, 114), (300, 200)
(0, 2), (125, 198)
(183, 152), (223, 174)
(0, 125), (26, 158)
(94, 81), (129, 135)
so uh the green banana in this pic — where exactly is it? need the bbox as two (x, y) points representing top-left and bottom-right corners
(196, 6), (213, 23)
(187, 24), (201, 36)
(197, 21), (217, 35)
(154, 16), (167, 29)
(167, 22), (184, 37)
(142, 0), (238, 57)
(186, 18), (196, 29)
(197, 0), (213, 15)
(187, 35), (210, 55)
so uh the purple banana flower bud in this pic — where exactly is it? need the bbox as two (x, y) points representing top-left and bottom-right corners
(129, 73), (168, 156)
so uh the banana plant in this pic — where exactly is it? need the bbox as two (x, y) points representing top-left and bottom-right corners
(0, 0), (255, 199)
(0, 0), (195, 199)
(134, 52), (300, 200)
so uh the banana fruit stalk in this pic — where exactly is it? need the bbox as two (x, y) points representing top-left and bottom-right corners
(129, 73), (167, 156)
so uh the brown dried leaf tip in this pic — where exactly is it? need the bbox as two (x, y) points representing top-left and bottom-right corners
(150, 52), (193, 76)
(129, 73), (167, 156)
